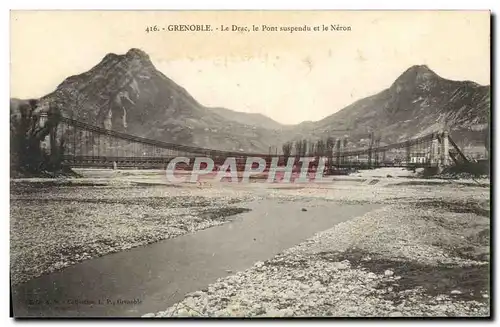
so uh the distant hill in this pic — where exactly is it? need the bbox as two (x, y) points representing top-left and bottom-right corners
(210, 107), (284, 130)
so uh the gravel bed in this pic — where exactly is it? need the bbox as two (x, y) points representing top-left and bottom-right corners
(146, 185), (490, 318)
(10, 173), (491, 317)
(10, 182), (255, 286)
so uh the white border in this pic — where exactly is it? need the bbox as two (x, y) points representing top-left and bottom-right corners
(4, 0), (499, 10)
(2, 1), (498, 326)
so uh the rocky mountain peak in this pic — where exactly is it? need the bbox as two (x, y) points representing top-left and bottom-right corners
(406, 64), (434, 74)
(124, 48), (153, 66)
(97, 48), (154, 72)
(390, 64), (441, 94)
(101, 52), (120, 62)
(399, 64), (437, 80)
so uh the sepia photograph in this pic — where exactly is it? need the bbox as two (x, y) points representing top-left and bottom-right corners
(9, 9), (491, 318)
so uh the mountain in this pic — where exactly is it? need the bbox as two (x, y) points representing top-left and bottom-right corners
(293, 65), (490, 149)
(37, 48), (285, 153)
(25, 49), (489, 154)
(210, 107), (284, 130)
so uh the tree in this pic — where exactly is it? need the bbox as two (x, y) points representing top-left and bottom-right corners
(316, 139), (326, 157)
(301, 139), (308, 157)
(326, 137), (335, 154)
(282, 142), (293, 163)
(307, 140), (316, 157)
(10, 99), (63, 174)
(326, 136), (335, 172)
(335, 139), (342, 165)
(294, 140), (303, 157)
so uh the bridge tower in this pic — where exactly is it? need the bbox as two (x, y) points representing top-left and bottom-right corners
(440, 131), (450, 167)
(429, 130), (451, 173)
(429, 132), (439, 165)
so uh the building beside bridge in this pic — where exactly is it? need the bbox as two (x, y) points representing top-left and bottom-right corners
(410, 152), (429, 164)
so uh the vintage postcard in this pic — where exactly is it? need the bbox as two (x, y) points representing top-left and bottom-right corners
(10, 10), (491, 318)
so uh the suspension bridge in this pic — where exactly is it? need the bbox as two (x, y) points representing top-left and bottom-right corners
(38, 113), (466, 171)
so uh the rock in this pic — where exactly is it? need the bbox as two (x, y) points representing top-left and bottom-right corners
(142, 313), (156, 317)
(482, 294), (489, 298)
(252, 302), (265, 310)
(264, 309), (281, 317)
(255, 261), (264, 268)
(265, 308), (294, 317)
(389, 311), (403, 317)
(156, 311), (169, 317)
(301, 208), (307, 212)
(177, 308), (190, 317)
(450, 290), (462, 295)
(185, 297), (197, 309)
(226, 304), (243, 315)
(384, 269), (394, 277)
(278, 308), (294, 317)
(261, 291), (273, 299)
(226, 269), (233, 273)
(367, 272), (377, 279)
(338, 263), (349, 270)
(214, 309), (230, 317)
(332, 262), (349, 270)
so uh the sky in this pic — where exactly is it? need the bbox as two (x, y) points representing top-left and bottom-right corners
(10, 11), (490, 124)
